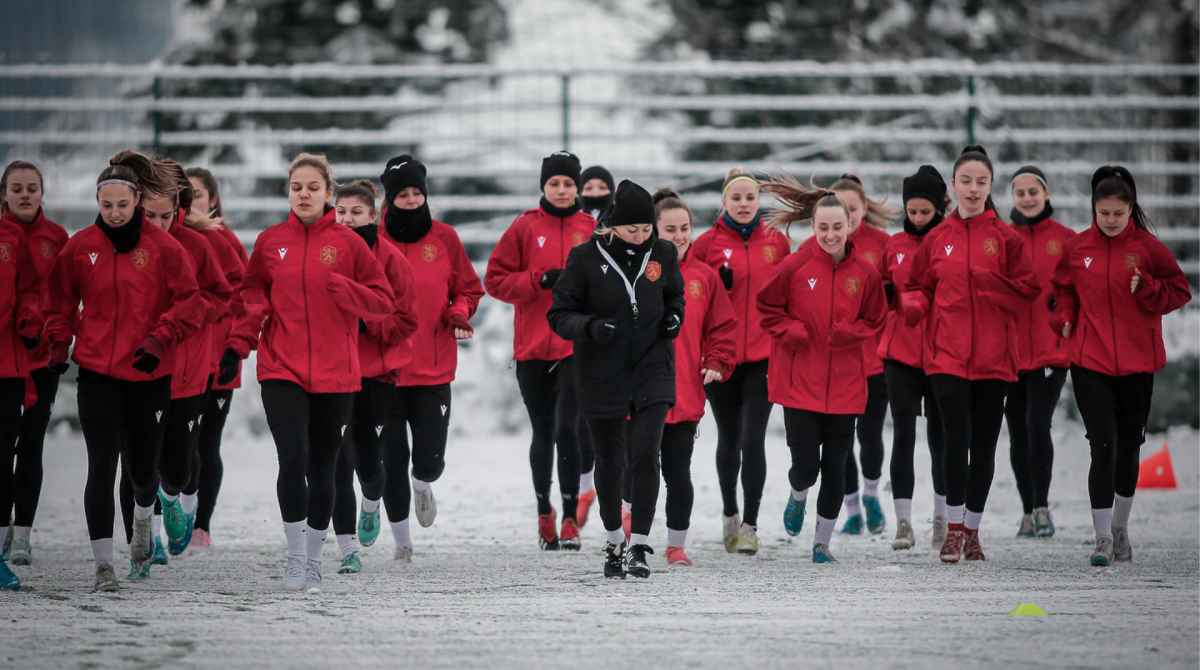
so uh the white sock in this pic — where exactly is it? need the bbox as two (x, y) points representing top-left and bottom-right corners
(630, 533), (650, 547)
(606, 528), (624, 546)
(390, 519), (412, 549)
(152, 514), (162, 541)
(964, 510), (984, 531)
(336, 534), (357, 559)
(933, 494), (948, 519)
(91, 538), (114, 565)
(1092, 508), (1114, 541)
(305, 525), (327, 563)
(863, 478), (880, 498)
(1113, 494), (1134, 528)
(180, 493), (198, 515)
(792, 488), (809, 502)
(947, 504), (965, 525)
(160, 491), (178, 503)
(814, 514), (837, 547)
(894, 499), (912, 524)
(667, 528), (688, 548)
(134, 503), (154, 522)
(14, 525), (31, 541)
(0, 527), (7, 550)
(411, 478), (429, 492)
(580, 469), (595, 493)
(283, 521), (307, 558)
(844, 493), (862, 517)
(361, 497), (380, 514)
(622, 500), (631, 513)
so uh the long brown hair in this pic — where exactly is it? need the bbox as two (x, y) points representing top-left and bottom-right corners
(830, 173), (899, 230)
(184, 166), (223, 219)
(98, 149), (179, 203)
(758, 171), (836, 239)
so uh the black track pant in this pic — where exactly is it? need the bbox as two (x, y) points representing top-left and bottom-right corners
(193, 388), (234, 532)
(261, 380), (353, 531)
(1070, 366), (1154, 509)
(1005, 367), (1067, 513)
(516, 359), (581, 520)
(885, 361), (945, 500)
(382, 383), (451, 523)
(587, 403), (669, 537)
(705, 359), (772, 527)
(11, 368), (59, 527)
(0, 378), (25, 532)
(661, 422), (698, 531)
(78, 369), (171, 542)
(929, 374), (1009, 514)
(579, 414), (594, 476)
(333, 378), (394, 536)
(784, 408), (856, 520)
(845, 373), (888, 494)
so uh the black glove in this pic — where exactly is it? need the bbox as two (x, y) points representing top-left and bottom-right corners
(359, 318), (368, 334)
(132, 350), (161, 375)
(587, 318), (618, 344)
(1047, 293), (1056, 311)
(540, 269), (562, 289)
(217, 349), (241, 385)
(718, 264), (734, 291)
(884, 283), (895, 304)
(661, 313), (681, 340)
(20, 333), (39, 350)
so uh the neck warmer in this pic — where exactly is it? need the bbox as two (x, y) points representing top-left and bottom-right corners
(721, 212), (761, 241)
(96, 208), (143, 253)
(903, 212), (943, 237)
(352, 223), (379, 249)
(384, 203), (433, 243)
(540, 196), (582, 219)
(580, 193), (614, 221)
(1009, 202), (1054, 226)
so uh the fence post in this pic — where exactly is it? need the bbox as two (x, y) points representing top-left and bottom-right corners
(152, 75), (163, 156)
(561, 72), (570, 151)
(966, 74), (976, 145)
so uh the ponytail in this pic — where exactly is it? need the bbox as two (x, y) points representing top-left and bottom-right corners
(652, 186), (692, 225)
(98, 149), (179, 202)
(758, 171), (837, 239)
(830, 172), (899, 229)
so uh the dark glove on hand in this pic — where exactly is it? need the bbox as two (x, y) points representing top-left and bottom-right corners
(540, 269), (562, 289)
(359, 318), (368, 334)
(47, 341), (70, 375)
(661, 313), (681, 340)
(587, 318), (618, 344)
(718, 264), (734, 291)
(1047, 293), (1056, 311)
(884, 283), (896, 304)
(20, 333), (39, 350)
(132, 337), (164, 375)
(217, 349), (241, 385)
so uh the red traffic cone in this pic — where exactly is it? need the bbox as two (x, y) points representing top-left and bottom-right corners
(1137, 442), (1177, 490)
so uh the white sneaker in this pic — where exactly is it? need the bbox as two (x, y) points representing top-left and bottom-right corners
(394, 546), (413, 563)
(722, 513), (740, 554)
(130, 516), (153, 565)
(931, 516), (948, 550)
(282, 556), (306, 591)
(8, 536), (32, 565)
(1113, 526), (1132, 562)
(414, 485), (437, 528)
(305, 559), (323, 592)
(891, 519), (914, 550)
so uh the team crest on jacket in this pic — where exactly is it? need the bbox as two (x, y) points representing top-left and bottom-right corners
(571, 232), (587, 247)
(862, 251), (879, 267)
(0, 243), (10, 263)
(131, 249), (149, 269)
(645, 261), (662, 282)
(762, 245), (778, 264)
(844, 276), (862, 296)
(1045, 239), (1063, 257)
(687, 279), (704, 299)
(40, 240), (55, 260)
(421, 244), (438, 263)
(982, 238), (999, 257)
(1124, 253), (1141, 273)
(320, 245), (338, 266)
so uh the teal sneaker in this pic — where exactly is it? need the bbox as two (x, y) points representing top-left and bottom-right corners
(150, 538), (169, 566)
(0, 557), (20, 591)
(127, 559), (151, 581)
(337, 552), (362, 574)
(863, 496), (886, 535)
(358, 506), (381, 547)
(841, 513), (864, 535)
(783, 497), (806, 537)
(1033, 507), (1055, 538)
(159, 490), (187, 543)
(812, 544), (839, 564)
(169, 509), (195, 556)
(1016, 514), (1036, 538)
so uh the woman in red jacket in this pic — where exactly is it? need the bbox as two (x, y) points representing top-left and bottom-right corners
(755, 176), (887, 564)
(1050, 166), (1191, 566)
(226, 153), (395, 590)
(377, 155), (483, 562)
(0, 160), (68, 569)
(329, 179), (418, 574)
(880, 166), (948, 551)
(186, 166), (248, 551)
(1003, 165), (1076, 540)
(689, 166), (791, 555)
(45, 150), (203, 592)
(901, 146), (1039, 564)
(485, 151), (595, 551)
(653, 188), (736, 566)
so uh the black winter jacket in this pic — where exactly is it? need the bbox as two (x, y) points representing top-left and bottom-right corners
(548, 233), (685, 419)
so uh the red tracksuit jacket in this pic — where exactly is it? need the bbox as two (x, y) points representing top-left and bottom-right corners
(168, 213), (234, 399)
(45, 211), (203, 382)
(690, 221), (792, 364)
(2, 207), (68, 371)
(756, 242), (887, 414)
(1050, 220), (1191, 377)
(359, 231), (419, 383)
(211, 224), (249, 391)
(667, 253), (737, 424)
(1010, 215), (1076, 371)
(379, 219), (483, 387)
(231, 209), (395, 394)
(0, 221), (40, 380)
(485, 207), (594, 362)
(901, 209), (1039, 382)
(878, 226), (935, 370)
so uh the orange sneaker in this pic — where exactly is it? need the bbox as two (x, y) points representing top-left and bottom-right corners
(963, 528), (986, 561)
(576, 488), (597, 528)
(665, 546), (691, 566)
(538, 508), (559, 550)
(188, 528), (211, 552)
(560, 518), (581, 551)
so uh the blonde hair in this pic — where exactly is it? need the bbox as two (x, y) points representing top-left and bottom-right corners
(830, 173), (900, 230)
(758, 171), (838, 239)
(288, 153), (335, 191)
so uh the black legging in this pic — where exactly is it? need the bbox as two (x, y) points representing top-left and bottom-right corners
(261, 380), (353, 530)
(705, 359), (772, 527)
(159, 389), (209, 497)
(1070, 366), (1154, 509)
(579, 414), (594, 476)
(587, 403), (669, 537)
(783, 408), (856, 520)
(382, 383), (451, 523)
(516, 359), (581, 520)
(661, 422), (697, 532)
(929, 374), (1009, 514)
(193, 388), (235, 532)
(332, 378), (394, 536)
(1005, 367), (1067, 513)
(0, 378), (25, 533)
(78, 369), (171, 542)
(885, 361), (945, 500)
(845, 373), (888, 495)
(11, 368), (59, 527)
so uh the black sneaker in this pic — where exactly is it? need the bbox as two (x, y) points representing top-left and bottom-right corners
(604, 542), (626, 579)
(627, 544), (654, 579)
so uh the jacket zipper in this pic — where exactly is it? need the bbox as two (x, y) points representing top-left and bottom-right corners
(1027, 225), (1036, 357)
(825, 260), (836, 414)
(108, 248), (119, 376)
(966, 221), (975, 375)
(302, 226), (313, 384)
(743, 236), (751, 362)
(1106, 239), (1120, 375)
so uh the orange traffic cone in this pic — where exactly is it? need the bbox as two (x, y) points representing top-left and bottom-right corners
(1137, 442), (1177, 490)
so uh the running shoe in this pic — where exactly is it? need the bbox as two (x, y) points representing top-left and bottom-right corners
(783, 497), (806, 537)
(603, 542), (626, 579)
(126, 559), (151, 581)
(722, 513), (741, 554)
(841, 513), (864, 535)
(358, 506), (381, 547)
(7, 536), (32, 566)
(94, 563), (119, 593)
(538, 508), (559, 551)
(576, 487), (597, 529)
(305, 559), (322, 592)
(939, 524), (966, 564)
(282, 556), (306, 591)
(891, 519), (914, 550)
(0, 557), (19, 591)
(150, 537), (169, 566)
(812, 544), (839, 564)
(665, 546), (691, 566)
(168, 509), (195, 556)
(863, 495), (886, 534)
(158, 490), (187, 543)
(394, 546), (414, 563)
(559, 518), (581, 551)
(337, 552), (361, 574)
(130, 516), (153, 565)
(1090, 537), (1114, 566)
(189, 529), (211, 552)
(931, 516), (948, 549)
(963, 528), (986, 561)
(1033, 507), (1055, 538)
(413, 484), (437, 528)
(736, 523), (760, 556)
(621, 506), (632, 545)
(626, 544), (653, 578)
(1016, 514), (1036, 538)
(1113, 526), (1132, 563)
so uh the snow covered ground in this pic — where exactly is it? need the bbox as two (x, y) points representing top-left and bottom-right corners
(2, 379), (1198, 669)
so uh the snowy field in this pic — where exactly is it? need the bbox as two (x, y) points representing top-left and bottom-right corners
(2, 382), (1198, 669)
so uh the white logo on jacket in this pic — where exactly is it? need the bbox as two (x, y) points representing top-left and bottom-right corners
(537, 236), (546, 248)
(88, 252), (98, 265)
(944, 245), (954, 256)
(807, 278), (817, 290)
(1084, 257), (1093, 268)
(896, 253), (905, 265)
(722, 249), (733, 259)
(278, 248), (288, 260)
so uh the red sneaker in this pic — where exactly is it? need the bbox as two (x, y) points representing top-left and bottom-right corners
(538, 508), (559, 550)
(189, 528), (211, 552)
(559, 518), (581, 551)
(964, 528), (986, 561)
(665, 546), (692, 566)
(576, 488), (597, 529)
(621, 506), (632, 545)
(940, 523), (966, 564)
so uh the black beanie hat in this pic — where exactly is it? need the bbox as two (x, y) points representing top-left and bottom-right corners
(540, 151), (581, 189)
(380, 155), (427, 204)
(580, 165), (615, 193)
(903, 165), (947, 210)
(1012, 165), (1049, 189)
(607, 180), (655, 227)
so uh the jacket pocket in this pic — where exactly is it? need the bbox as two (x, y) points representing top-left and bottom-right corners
(345, 329), (354, 375)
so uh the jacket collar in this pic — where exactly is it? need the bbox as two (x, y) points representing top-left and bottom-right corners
(2, 205), (46, 229)
(1089, 218), (1138, 243)
(808, 238), (857, 268)
(287, 205), (337, 231)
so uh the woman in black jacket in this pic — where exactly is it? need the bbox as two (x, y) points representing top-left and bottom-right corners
(548, 180), (685, 579)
